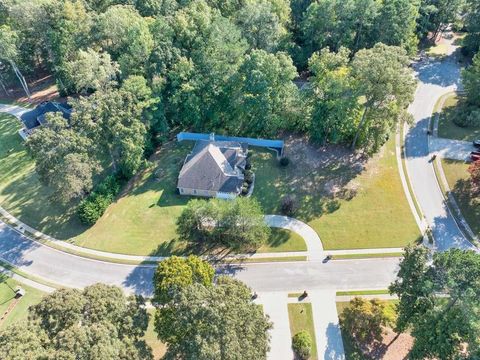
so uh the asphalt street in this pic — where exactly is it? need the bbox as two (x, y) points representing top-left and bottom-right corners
(0, 223), (399, 296)
(405, 54), (476, 251)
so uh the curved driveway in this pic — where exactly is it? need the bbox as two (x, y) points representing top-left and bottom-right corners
(405, 54), (477, 251)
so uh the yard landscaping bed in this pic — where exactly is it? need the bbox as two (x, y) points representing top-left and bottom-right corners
(336, 300), (412, 360)
(252, 136), (420, 249)
(288, 302), (318, 360)
(441, 159), (479, 237)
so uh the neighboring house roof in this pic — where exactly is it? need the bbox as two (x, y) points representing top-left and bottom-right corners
(20, 101), (72, 130)
(178, 140), (247, 194)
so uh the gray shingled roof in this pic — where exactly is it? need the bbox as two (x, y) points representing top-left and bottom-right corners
(177, 140), (247, 193)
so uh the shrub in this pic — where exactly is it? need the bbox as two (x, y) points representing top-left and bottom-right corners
(78, 193), (114, 225)
(244, 170), (254, 184)
(453, 106), (480, 128)
(279, 156), (290, 167)
(77, 175), (122, 225)
(245, 161), (252, 170)
(292, 331), (312, 360)
(281, 195), (297, 216)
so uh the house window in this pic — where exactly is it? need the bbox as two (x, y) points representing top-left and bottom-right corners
(179, 188), (184, 194)
(193, 190), (197, 194)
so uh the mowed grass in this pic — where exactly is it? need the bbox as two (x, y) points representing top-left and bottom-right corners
(0, 276), (46, 330)
(0, 116), (306, 255)
(441, 159), (479, 237)
(252, 138), (420, 249)
(288, 303), (317, 360)
(74, 142), (306, 256)
(437, 93), (480, 142)
(144, 309), (167, 360)
(0, 114), (86, 238)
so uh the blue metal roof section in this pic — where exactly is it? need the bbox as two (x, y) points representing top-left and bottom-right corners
(177, 132), (284, 155)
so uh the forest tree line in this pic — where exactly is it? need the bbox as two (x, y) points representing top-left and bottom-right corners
(0, 0), (479, 204)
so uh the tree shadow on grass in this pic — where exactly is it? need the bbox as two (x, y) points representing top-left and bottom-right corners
(250, 139), (368, 223)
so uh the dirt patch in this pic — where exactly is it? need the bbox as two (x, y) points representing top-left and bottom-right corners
(282, 135), (367, 198)
(369, 328), (414, 360)
(0, 75), (63, 105)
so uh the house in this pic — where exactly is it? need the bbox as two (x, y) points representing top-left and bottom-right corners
(19, 101), (72, 140)
(177, 138), (248, 199)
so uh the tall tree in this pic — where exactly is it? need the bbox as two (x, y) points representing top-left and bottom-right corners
(307, 47), (360, 144)
(64, 48), (119, 94)
(373, 0), (421, 54)
(153, 255), (215, 305)
(464, 0), (480, 54)
(72, 85), (148, 178)
(177, 197), (271, 251)
(350, 43), (416, 152)
(155, 276), (272, 360)
(339, 297), (395, 352)
(0, 284), (152, 360)
(232, 50), (301, 136)
(235, 1), (287, 52)
(418, 0), (465, 40)
(26, 113), (99, 203)
(166, 1), (247, 131)
(390, 247), (480, 359)
(0, 25), (31, 97)
(462, 52), (480, 107)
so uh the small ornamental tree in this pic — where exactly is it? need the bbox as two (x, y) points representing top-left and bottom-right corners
(339, 297), (394, 351)
(468, 160), (480, 195)
(153, 255), (214, 305)
(292, 330), (313, 359)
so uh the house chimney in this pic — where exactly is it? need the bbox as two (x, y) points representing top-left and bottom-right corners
(209, 132), (215, 141)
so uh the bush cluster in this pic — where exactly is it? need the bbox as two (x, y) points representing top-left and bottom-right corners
(77, 175), (122, 225)
(453, 106), (480, 128)
(292, 331), (312, 360)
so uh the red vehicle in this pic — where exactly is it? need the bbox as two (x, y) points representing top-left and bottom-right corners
(471, 151), (480, 156)
(471, 153), (480, 161)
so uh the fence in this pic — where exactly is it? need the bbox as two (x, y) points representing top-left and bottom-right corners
(177, 132), (284, 156)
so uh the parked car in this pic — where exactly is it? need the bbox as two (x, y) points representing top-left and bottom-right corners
(474, 140), (480, 148)
(471, 153), (480, 161)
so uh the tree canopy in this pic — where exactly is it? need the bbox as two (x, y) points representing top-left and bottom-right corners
(177, 197), (271, 251)
(0, 284), (152, 360)
(155, 276), (272, 360)
(390, 246), (480, 359)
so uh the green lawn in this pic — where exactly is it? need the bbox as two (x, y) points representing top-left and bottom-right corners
(144, 309), (167, 360)
(437, 93), (480, 142)
(288, 303), (317, 360)
(0, 113), (87, 238)
(441, 159), (479, 237)
(1, 111), (416, 253)
(0, 276), (46, 330)
(252, 138), (420, 249)
(73, 142), (306, 256)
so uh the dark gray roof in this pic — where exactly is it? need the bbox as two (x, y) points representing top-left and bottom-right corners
(178, 140), (248, 193)
(20, 101), (72, 130)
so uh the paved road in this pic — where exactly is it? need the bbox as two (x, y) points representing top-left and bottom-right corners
(0, 223), (399, 296)
(405, 48), (477, 251)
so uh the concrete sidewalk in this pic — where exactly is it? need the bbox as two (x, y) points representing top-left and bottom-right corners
(257, 292), (294, 360)
(310, 290), (346, 360)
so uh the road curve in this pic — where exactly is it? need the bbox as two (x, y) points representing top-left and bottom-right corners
(0, 222), (399, 296)
(405, 51), (476, 251)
